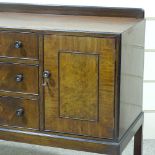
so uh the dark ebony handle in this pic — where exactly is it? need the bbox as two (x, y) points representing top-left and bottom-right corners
(16, 74), (23, 82)
(14, 41), (22, 48)
(16, 108), (24, 117)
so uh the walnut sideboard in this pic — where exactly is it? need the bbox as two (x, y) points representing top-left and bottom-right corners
(0, 3), (145, 155)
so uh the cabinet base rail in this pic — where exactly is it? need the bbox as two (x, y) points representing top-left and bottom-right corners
(0, 112), (143, 155)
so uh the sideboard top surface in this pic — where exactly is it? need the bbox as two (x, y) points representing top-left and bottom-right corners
(0, 12), (142, 33)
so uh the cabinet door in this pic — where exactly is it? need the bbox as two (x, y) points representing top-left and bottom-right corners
(44, 35), (116, 138)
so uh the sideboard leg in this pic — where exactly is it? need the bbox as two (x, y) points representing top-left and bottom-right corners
(113, 146), (121, 155)
(134, 125), (143, 155)
(114, 152), (122, 155)
(114, 151), (122, 155)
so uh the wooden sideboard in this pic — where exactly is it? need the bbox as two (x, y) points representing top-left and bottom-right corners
(0, 3), (145, 155)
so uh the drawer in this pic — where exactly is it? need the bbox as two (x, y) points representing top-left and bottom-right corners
(0, 63), (38, 94)
(0, 32), (38, 59)
(0, 96), (39, 129)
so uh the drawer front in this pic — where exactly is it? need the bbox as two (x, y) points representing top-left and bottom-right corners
(0, 96), (39, 129)
(0, 63), (38, 94)
(0, 32), (38, 59)
(44, 35), (116, 138)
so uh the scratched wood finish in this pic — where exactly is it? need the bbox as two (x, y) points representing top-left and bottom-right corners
(44, 35), (116, 138)
(0, 31), (38, 59)
(0, 63), (38, 94)
(59, 52), (99, 121)
(0, 96), (39, 129)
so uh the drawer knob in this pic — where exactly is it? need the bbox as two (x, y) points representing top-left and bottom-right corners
(43, 71), (51, 78)
(16, 74), (23, 82)
(16, 108), (24, 117)
(14, 41), (22, 48)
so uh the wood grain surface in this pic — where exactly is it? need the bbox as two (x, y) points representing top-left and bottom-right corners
(59, 52), (99, 121)
(0, 113), (144, 155)
(0, 63), (39, 94)
(0, 3), (144, 18)
(0, 4), (145, 155)
(0, 31), (38, 59)
(44, 34), (116, 138)
(0, 96), (39, 129)
(119, 20), (145, 139)
(0, 12), (141, 33)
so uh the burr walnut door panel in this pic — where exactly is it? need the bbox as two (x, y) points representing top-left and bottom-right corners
(44, 35), (116, 138)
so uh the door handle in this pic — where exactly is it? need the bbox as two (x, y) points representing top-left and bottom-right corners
(42, 71), (51, 86)
(43, 71), (51, 78)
